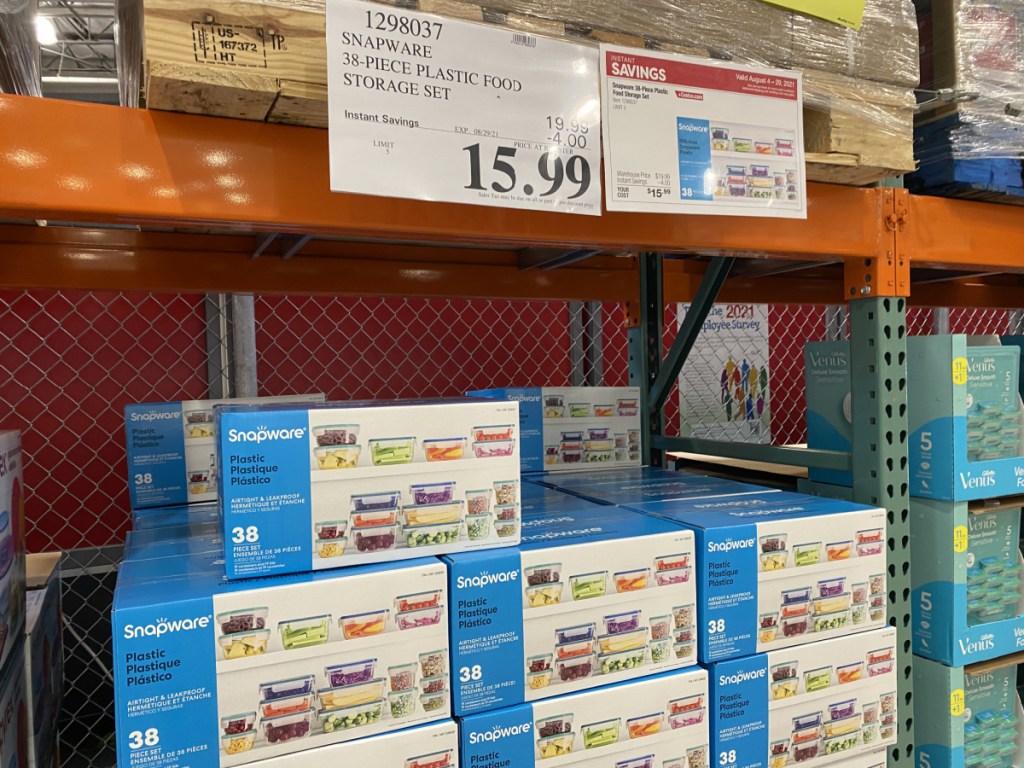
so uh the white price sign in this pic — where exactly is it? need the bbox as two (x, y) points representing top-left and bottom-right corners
(600, 44), (807, 219)
(327, 0), (602, 215)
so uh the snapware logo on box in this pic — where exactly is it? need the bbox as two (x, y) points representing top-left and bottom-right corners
(122, 614), (212, 640)
(130, 410), (182, 422)
(468, 721), (532, 745)
(455, 569), (520, 590)
(719, 667), (766, 687)
(226, 425), (307, 444)
(707, 537), (756, 553)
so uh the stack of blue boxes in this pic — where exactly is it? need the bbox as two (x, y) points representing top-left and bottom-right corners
(806, 335), (1024, 768)
(113, 390), (896, 768)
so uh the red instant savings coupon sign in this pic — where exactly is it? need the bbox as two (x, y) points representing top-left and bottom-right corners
(600, 45), (806, 219)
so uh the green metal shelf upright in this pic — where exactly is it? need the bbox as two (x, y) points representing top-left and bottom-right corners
(630, 256), (913, 768)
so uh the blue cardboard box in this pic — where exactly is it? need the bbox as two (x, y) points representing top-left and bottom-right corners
(806, 336), (1024, 501)
(915, 653), (1024, 768)
(708, 627), (897, 768)
(520, 481), (609, 516)
(112, 549), (451, 767)
(911, 496), (1024, 665)
(530, 467), (683, 489)
(215, 398), (521, 579)
(124, 394), (324, 510)
(468, 387), (642, 472)
(26, 552), (61, 768)
(131, 501), (219, 531)
(540, 467), (772, 507)
(444, 506), (697, 716)
(459, 667), (708, 768)
(631, 491), (888, 662)
(0, 431), (27, 677)
(123, 528), (222, 561)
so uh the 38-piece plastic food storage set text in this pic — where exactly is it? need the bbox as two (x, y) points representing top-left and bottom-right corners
(124, 395), (324, 509)
(444, 505), (698, 716)
(112, 548), (451, 768)
(468, 387), (642, 472)
(214, 398), (521, 579)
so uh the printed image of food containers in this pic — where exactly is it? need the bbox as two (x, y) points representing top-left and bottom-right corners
(217, 639), (450, 759)
(459, 667), (709, 768)
(711, 127), (730, 151)
(760, 565), (886, 647)
(186, 407), (215, 438)
(236, 719), (460, 768)
(447, 507), (698, 715)
(629, 491), (887, 662)
(215, 592), (446, 666)
(470, 386), (641, 472)
(710, 628), (898, 768)
(114, 550), (451, 767)
(217, 648), (451, 761)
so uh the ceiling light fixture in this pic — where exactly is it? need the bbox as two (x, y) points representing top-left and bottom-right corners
(35, 16), (57, 46)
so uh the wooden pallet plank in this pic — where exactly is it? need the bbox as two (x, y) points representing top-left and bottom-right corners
(142, 0), (917, 185)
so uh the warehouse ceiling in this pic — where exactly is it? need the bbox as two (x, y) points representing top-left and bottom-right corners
(37, 0), (119, 103)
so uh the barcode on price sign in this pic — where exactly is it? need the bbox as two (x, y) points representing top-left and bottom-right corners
(511, 33), (537, 47)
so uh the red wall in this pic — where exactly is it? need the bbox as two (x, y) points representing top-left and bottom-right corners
(0, 290), (1014, 551)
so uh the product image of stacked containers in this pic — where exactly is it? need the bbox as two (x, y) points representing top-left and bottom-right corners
(214, 399), (522, 578)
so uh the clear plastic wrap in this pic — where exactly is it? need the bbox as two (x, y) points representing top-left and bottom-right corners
(919, 0), (1024, 159)
(115, 0), (143, 107)
(444, 0), (920, 88)
(135, 0), (917, 179)
(0, 0), (42, 97)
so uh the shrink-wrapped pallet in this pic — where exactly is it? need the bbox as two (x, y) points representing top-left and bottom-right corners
(126, 0), (919, 183)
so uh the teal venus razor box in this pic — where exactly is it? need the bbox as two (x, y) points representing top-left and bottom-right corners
(804, 342), (852, 487)
(912, 497), (1024, 665)
(915, 654), (1023, 768)
(806, 336), (1024, 501)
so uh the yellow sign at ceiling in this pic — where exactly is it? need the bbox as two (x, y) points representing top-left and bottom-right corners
(760, 0), (866, 30)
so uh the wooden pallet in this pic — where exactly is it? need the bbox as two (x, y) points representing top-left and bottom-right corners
(143, 0), (916, 185)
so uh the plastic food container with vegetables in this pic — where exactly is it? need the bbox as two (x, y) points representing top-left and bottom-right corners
(215, 399), (520, 577)
(459, 666), (708, 768)
(310, 540), (352, 565)
(706, 627), (898, 768)
(623, 488), (888, 661)
(114, 549), (451, 764)
(445, 505), (696, 715)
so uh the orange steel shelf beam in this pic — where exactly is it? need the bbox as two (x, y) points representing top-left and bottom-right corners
(2, 96), (1023, 304)
(0, 95), (887, 260)
(0, 224), (652, 301)
(905, 194), (1024, 272)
